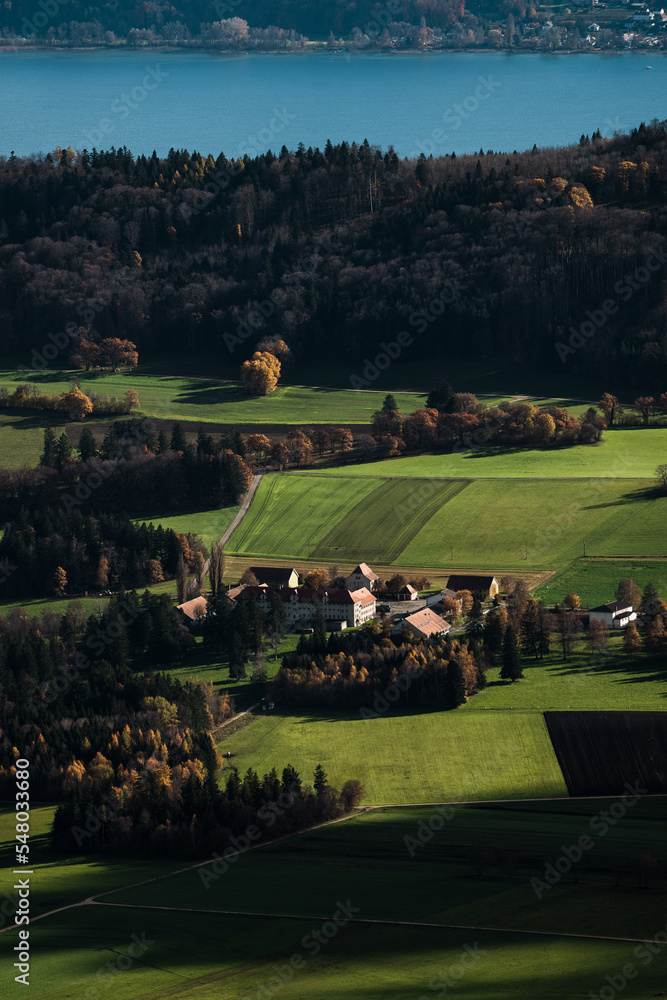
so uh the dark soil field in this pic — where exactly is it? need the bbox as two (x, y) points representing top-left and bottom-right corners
(545, 711), (667, 797)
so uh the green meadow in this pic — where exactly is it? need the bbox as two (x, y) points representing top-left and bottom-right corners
(5, 907), (664, 1000)
(537, 557), (667, 609)
(317, 428), (667, 479)
(102, 799), (667, 938)
(0, 367), (427, 428)
(227, 472), (667, 572)
(130, 506), (240, 551)
(215, 709), (568, 804)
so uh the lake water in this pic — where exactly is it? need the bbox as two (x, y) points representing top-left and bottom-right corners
(1, 49), (666, 159)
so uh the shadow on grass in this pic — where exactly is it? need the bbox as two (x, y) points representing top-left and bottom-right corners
(582, 484), (663, 510)
(545, 654), (667, 694)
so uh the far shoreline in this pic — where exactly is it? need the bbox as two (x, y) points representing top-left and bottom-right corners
(1, 43), (665, 57)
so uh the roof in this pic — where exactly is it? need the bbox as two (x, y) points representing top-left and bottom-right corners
(399, 584), (418, 594)
(350, 563), (380, 581)
(590, 601), (633, 614)
(240, 586), (374, 606)
(402, 608), (450, 637)
(176, 596), (208, 621)
(446, 575), (497, 592)
(442, 588), (462, 601)
(248, 566), (298, 585)
(349, 587), (376, 607)
(227, 583), (268, 601)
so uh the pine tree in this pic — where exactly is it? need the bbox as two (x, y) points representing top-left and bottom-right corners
(501, 623), (523, 681)
(313, 764), (328, 795)
(281, 764), (301, 795)
(445, 660), (466, 707)
(466, 598), (485, 640)
(78, 426), (97, 461)
(520, 599), (540, 658)
(208, 540), (225, 598)
(228, 631), (246, 679)
(171, 422), (186, 451)
(640, 582), (662, 618)
(484, 607), (506, 657)
(55, 431), (73, 469)
(175, 555), (188, 605)
(40, 427), (57, 467)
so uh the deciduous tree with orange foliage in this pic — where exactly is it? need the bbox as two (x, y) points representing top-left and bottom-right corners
(57, 386), (93, 421)
(240, 350), (281, 395)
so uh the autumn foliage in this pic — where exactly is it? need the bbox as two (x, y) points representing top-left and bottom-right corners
(240, 350), (281, 395)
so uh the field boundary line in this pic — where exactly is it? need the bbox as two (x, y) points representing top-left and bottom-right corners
(86, 901), (666, 945)
(294, 471), (656, 481)
(219, 472), (264, 548)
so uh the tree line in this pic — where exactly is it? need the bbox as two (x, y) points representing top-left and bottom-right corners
(0, 419), (252, 522)
(2, 123), (667, 389)
(273, 620), (487, 710)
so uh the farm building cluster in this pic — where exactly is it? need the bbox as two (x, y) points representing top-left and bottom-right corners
(177, 564), (500, 635)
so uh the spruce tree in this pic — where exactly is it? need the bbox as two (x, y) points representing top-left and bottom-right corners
(55, 431), (73, 470)
(40, 427), (57, 467)
(171, 421), (186, 451)
(78, 426), (97, 461)
(501, 623), (523, 681)
(313, 764), (328, 795)
(445, 660), (466, 708)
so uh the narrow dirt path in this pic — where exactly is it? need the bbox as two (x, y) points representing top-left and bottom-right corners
(88, 900), (663, 946)
(218, 472), (264, 548)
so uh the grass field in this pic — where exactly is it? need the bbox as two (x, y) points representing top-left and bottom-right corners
(102, 799), (667, 938)
(0, 578), (178, 619)
(130, 506), (240, 550)
(469, 640), (667, 712)
(216, 709), (568, 804)
(6, 906), (664, 1000)
(229, 474), (473, 563)
(228, 473), (667, 573)
(0, 367), (427, 427)
(0, 806), (180, 922)
(0, 412), (70, 467)
(537, 558), (667, 608)
(317, 428), (667, 479)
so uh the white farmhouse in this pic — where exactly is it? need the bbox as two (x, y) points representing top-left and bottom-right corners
(589, 600), (637, 629)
